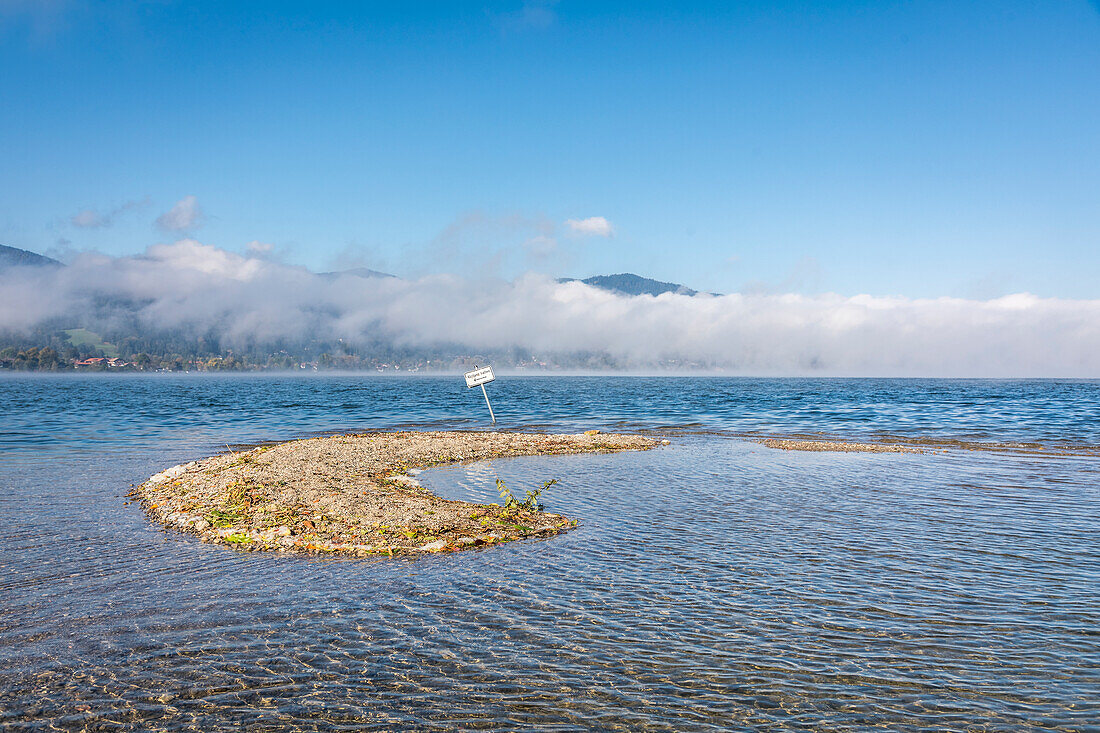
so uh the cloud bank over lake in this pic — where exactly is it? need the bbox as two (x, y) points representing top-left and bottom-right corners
(1, 240), (1097, 376)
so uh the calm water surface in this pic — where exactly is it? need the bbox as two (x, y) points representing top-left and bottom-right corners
(1, 376), (1098, 730)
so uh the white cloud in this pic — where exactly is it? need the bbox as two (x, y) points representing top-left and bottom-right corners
(246, 240), (275, 254)
(70, 198), (148, 229)
(155, 195), (203, 232)
(523, 235), (559, 258)
(71, 209), (104, 228)
(408, 210), (561, 277)
(144, 239), (267, 281)
(565, 216), (614, 237)
(1, 240), (1098, 376)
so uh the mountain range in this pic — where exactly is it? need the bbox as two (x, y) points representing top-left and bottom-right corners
(0, 244), (61, 269)
(557, 273), (700, 297)
(0, 245), (703, 296)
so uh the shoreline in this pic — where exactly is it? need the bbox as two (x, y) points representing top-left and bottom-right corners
(132, 430), (661, 557)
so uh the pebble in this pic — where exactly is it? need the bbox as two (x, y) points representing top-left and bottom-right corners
(147, 464), (187, 485)
(418, 539), (449, 552)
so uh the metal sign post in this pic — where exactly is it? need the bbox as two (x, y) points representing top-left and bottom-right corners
(480, 383), (496, 424)
(464, 364), (497, 424)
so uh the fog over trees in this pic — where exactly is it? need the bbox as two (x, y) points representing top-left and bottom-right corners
(1, 240), (1098, 376)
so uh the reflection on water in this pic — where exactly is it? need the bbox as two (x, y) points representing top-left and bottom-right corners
(1, 377), (1099, 729)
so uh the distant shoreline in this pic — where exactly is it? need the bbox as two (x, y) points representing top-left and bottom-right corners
(4, 370), (1098, 379)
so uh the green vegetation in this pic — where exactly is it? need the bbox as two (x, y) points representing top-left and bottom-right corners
(496, 478), (557, 513)
(205, 480), (259, 528)
(0, 346), (64, 371)
(206, 508), (241, 528)
(62, 328), (119, 358)
(1, 321), (636, 372)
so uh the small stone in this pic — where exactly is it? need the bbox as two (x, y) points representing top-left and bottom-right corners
(276, 525), (291, 536)
(661, 439), (671, 445)
(147, 464), (186, 486)
(418, 539), (449, 552)
(584, 429), (601, 436)
(455, 536), (476, 547)
(193, 519), (209, 531)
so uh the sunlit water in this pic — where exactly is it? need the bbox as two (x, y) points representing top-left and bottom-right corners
(1, 375), (1098, 730)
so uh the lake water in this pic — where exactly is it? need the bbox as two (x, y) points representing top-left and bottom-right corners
(1, 375), (1098, 730)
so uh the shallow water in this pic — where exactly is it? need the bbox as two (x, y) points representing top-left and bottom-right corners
(1, 376), (1098, 730)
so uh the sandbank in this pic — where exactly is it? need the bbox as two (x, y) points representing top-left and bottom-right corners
(132, 430), (659, 557)
(761, 438), (923, 454)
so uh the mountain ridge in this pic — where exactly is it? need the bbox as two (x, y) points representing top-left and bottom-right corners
(0, 245), (62, 269)
(0, 246), (708, 299)
(318, 267), (397, 280)
(558, 272), (703, 297)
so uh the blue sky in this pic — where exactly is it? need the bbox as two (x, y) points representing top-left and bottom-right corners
(2, 0), (1099, 298)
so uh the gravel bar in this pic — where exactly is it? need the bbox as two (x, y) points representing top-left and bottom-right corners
(132, 430), (661, 557)
(761, 438), (923, 454)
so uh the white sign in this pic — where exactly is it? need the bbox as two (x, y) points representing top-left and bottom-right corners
(464, 365), (495, 388)
(464, 364), (497, 424)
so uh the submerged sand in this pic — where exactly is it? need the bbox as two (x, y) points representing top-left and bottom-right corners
(761, 438), (923, 454)
(133, 430), (659, 557)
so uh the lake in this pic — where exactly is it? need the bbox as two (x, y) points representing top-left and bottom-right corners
(1, 375), (1098, 730)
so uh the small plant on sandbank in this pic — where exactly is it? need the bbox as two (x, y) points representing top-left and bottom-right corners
(496, 478), (558, 513)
